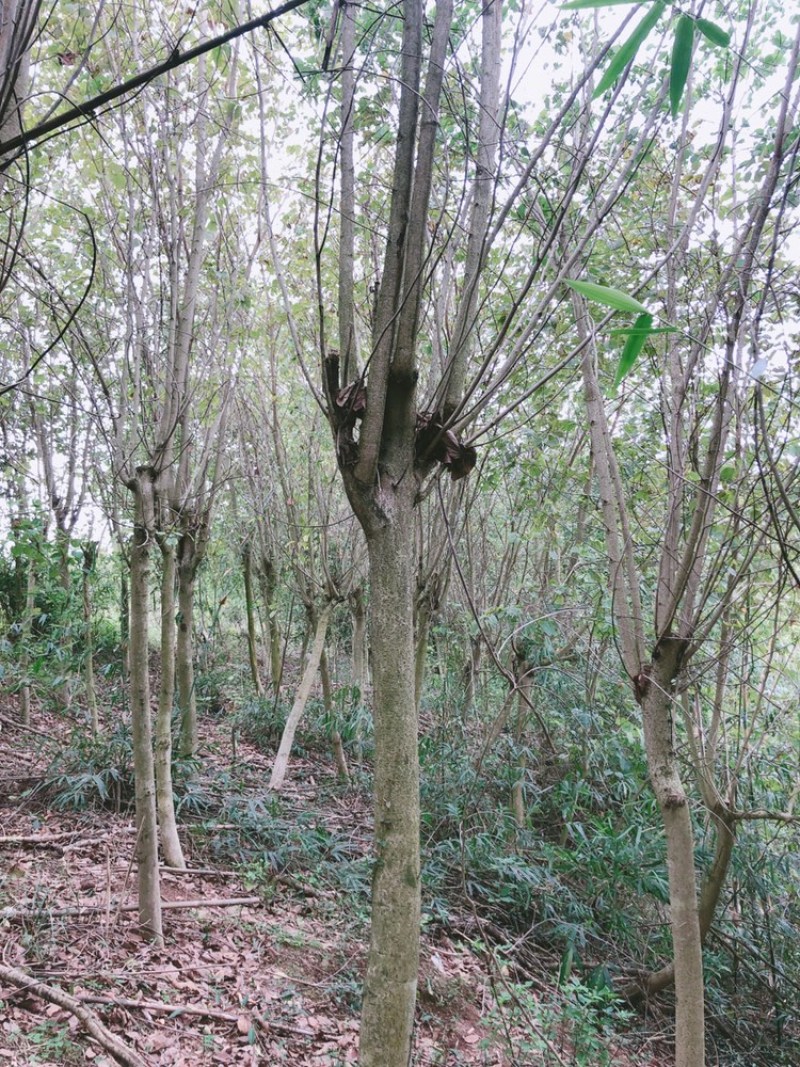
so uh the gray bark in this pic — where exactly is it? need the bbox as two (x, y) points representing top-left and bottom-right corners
(357, 489), (421, 1067)
(269, 604), (332, 791)
(155, 543), (185, 869)
(243, 540), (264, 695)
(128, 471), (163, 944)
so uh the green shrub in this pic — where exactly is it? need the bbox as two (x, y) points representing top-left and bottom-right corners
(37, 721), (136, 812)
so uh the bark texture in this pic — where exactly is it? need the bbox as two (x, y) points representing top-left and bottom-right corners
(639, 646), (704, 1067)
(155, 544), (185, 869)
(128, 474), (163, 944)
(357, 486), (421, 1067)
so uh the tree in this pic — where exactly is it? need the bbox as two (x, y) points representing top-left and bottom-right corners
(312, 2), (629, 1061)
(569, 14), (800, 1062)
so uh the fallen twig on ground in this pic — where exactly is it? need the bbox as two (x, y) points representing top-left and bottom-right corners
(0, 896), (262, 921)
(0, 963), (149, 1067)
(76, 992), (321, 1037)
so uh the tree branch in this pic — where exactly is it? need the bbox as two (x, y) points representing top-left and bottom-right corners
(0, 963), (147, 1067)
(0, 0), (313, 165)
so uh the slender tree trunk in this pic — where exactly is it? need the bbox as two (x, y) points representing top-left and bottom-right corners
(351, 588), (367, 695)
(120, 565), (130, 681)
(53, 528), (73, 711)
(320, 646), (350, 782)
(176, 546), (198, 760)
(640, 648), (704, 1067)
(128, 478), (163, 944)
(242, 540), (263, 695)
(81, 543), (99, 735)
(155, 544), (185, 869)
(511, 662), (532, 828)
(414, 600), (431, 711)
(258, 553), (283, 690)
(350, 587), (367, 761)
(16, 551), (35, 727)
(269, 604), (332, 790)
(630, 805), (736, 1000)
(463, 634), (480, 715)
(358, 495), (420, 1067)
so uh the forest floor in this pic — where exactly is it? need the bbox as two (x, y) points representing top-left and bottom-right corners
(0, 698), (670, 1067)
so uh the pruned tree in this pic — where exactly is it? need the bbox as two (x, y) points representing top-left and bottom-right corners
(310, 2), (648, 1061)
(569, 13), (800, 1064)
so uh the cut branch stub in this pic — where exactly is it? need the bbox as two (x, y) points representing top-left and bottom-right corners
(415, 412), (477, 481)
(334, 380), (367, 428)
(332, 379), (368, 468)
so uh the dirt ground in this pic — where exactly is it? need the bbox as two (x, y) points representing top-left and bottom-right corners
(0, 701), (666, 1066)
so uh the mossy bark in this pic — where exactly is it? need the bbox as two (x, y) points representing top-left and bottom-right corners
(358, 489), (420, 1067)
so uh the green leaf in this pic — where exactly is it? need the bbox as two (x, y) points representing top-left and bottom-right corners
(564, 279), (649, 314)
(719, 466), (736, 484)
(670, 15), (695, 118)
(695, 18), (731, 48)
(593, 1), (666, 99)
(608, 325), (677, 336)
(613, 312), (653, 388)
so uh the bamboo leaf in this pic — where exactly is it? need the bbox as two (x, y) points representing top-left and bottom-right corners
(670, 15), (695, 118)
(593, 1), (666, 98)
(564, 279), (649, 314)
(613, 313), (653, 388)
(695, 18), (731, 48)
(608, 325), (677, 336)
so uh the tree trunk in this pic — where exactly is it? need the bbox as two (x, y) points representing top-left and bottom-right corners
(155, 543), (185, 869)
(176, 543), (198, 760)
(358, 500), (420, 1067)
(629, 805), (736, 1001)
(269, 604), (332, 790)
(350, 587), (367, 761)
(351, 587), (367, 696)
(53, 528), (73, 711)
(640, 647), (704, 1067)
(414, 599), (431, 711)
(18, 551), (35, 727)
(320, 646), (350, 782)
(128, 477), (163, 944)
(462, 634), (481, 716)
(81, 543), (99, 735)
(242, 540), (264, 696)
(258, 552), (283, 690)
(120, 565), (130, 681)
